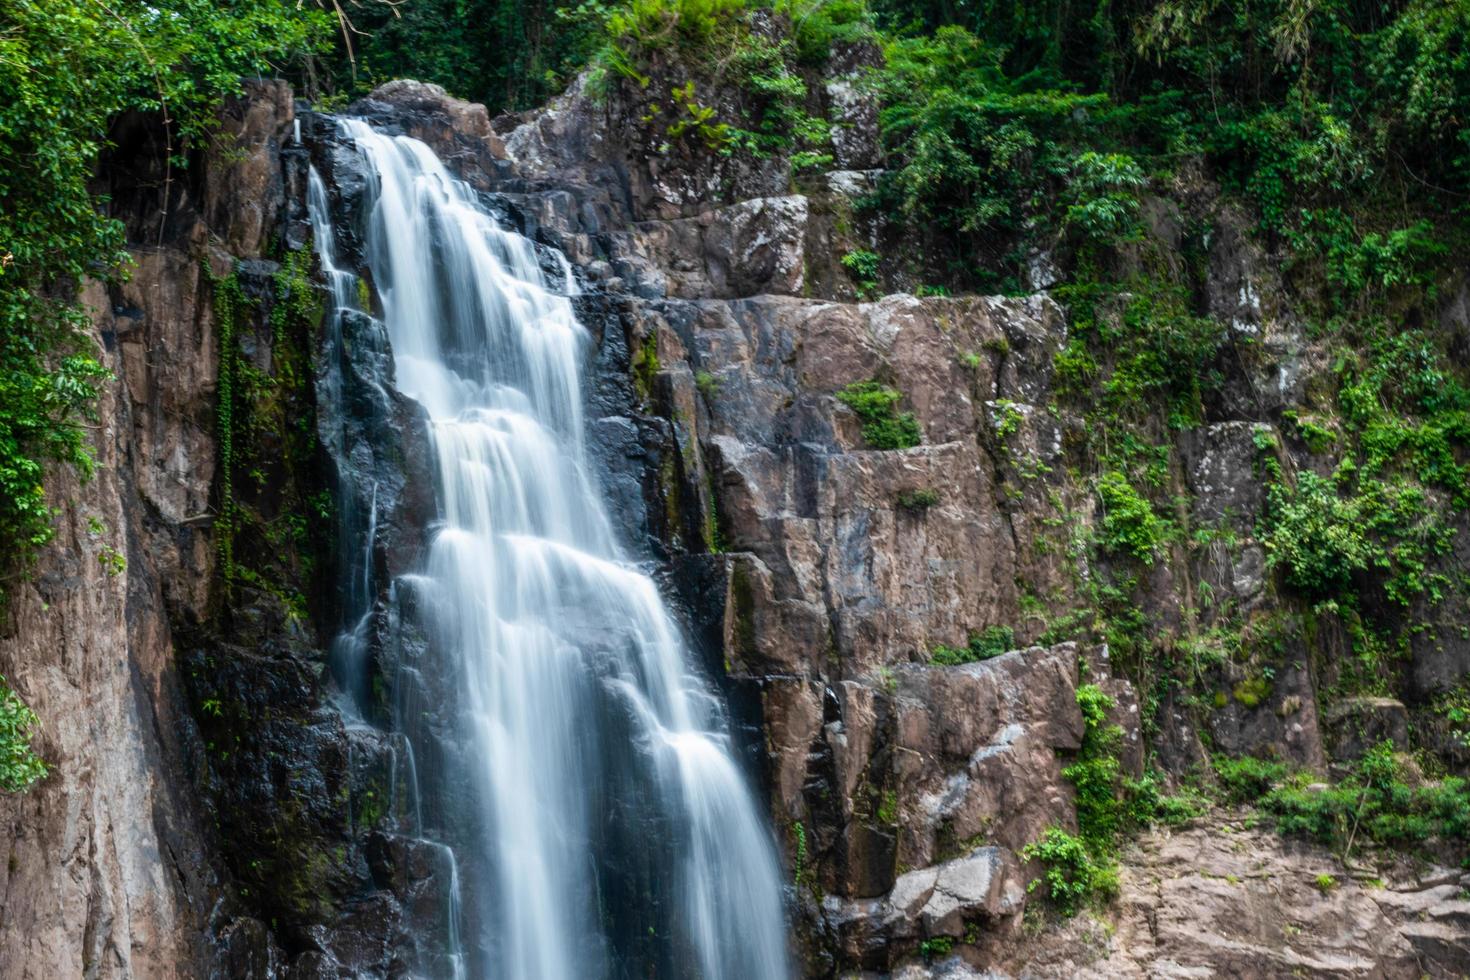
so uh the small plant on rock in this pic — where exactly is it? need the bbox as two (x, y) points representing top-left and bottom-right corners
(930, 625), (1014, 665)
(840, 249), (881, 297)
(1021, 827), (1119, 917)
(837, 380), (922, 450)
(0, 676), (46, 792)
(897, 488), (940, 511)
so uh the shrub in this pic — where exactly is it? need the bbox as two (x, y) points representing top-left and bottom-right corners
(1126, 772), (1207, 826)
(1213, 754), (1291, 804)
(836, 380), (922, 449)
(929, 625), (1013, 665)
(605, 0), (750, 52)
(1067, 684), (1124, 845)
(873, 27), (1106, 253)
(773, 0), (873, 63)
(0, 676), (46, 792)
(897, 488), (940, 511)
(1220, 742), (1470, 855)
(1097, 470), (1166, 564)
(1062, 151), (1147, 242)
(1021, 827), (1119, 917)
(841, 249), (881, 295)
(1260, 471), (1375, 598)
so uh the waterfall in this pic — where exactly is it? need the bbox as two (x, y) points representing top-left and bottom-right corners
(308, 118), (789, 979)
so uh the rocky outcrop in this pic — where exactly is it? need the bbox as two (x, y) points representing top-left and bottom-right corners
(997, 820), (1470, 978)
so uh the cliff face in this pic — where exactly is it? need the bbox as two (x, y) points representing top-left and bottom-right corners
(0, 83), (296, 978)
(354, 72), (1470, 976)
(0, 82), (452, 978)
(0, 60), (1467, 980)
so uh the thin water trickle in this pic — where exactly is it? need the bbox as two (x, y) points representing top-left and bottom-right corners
(310, 118), (790, 978)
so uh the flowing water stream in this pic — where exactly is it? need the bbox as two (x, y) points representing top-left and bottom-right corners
(307, 118), (789, 979)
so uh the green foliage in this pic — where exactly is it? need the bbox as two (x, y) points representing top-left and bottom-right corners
(836, 380), (922, 449)
(841, 249), (881, 296)
(930, 625), (1013, 665)
(1261, 471), (1374, 597)
(918, 935), (955, 959)
(209, 268), (246, 583)
(0, 0), (325, 593)
(1097, 470), (1166, 564)
(773, 0), (873, 64)
(991, 399), (1024, 440)
(1054, 277), (1225, 430)
(1062, 152), (1146, 243)
(664, 80), (730, 148)
(791, 819), (809, 887)
(1066, 684), (1124, 845)
(1212, 744), (1470, 859)
(1026, 681), (1208, 915)
(1125, 771), (1207, 826)
(606, 0), (749, 51)
(1021, 827), (1119, 917)
(327, 0), (611, 113)
(1314, 873), (1338, 893)
(1213, 754), (1291, 805)
(874, 26), (1108, 272)
(897, 487), (940, 511)
(0, 676), (46, 792)
(858, 0), (1470, 303)
(602, 0), (836, 174)
(208, 252), (329, 613)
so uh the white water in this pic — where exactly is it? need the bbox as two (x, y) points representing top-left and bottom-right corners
(316, 119), (789, 979)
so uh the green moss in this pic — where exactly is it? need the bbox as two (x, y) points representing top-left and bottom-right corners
(877, 789), (899, 825)
(729, 559), (757, 664)
(633, 334), (662, 402)
(1232, 675), (1272, 709)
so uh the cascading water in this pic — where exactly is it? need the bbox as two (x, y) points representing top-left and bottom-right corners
(308, 118), (789, 979)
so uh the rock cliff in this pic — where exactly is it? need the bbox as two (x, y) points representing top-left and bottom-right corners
(1, 51), (1467, 980)
(357, 70), (1470, 975)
